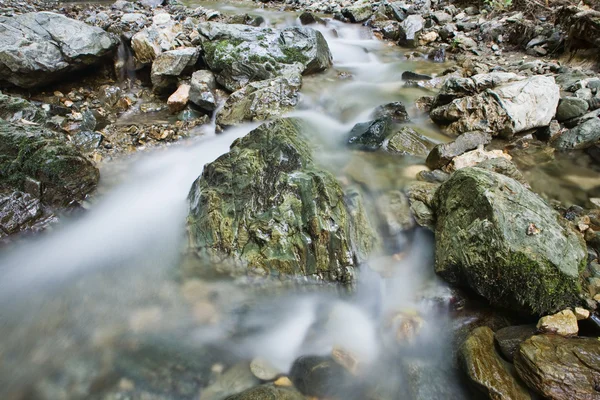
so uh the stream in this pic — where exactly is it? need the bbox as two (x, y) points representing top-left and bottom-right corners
(1, 1), (598, 399)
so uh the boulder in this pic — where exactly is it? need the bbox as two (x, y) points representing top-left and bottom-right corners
(494, 325), (536, 362)
(0, 12), (118, 88)
(536, 309), (578, 336)
(347, 118), (392, 151)
(551, 117), (600, 150)
(371, 102), (409, 122)
(0, 120), (99, 207)
(198, 22), (332, 91)
(150, 47), (199, 92)
(426, 131), (491, 170)
(430, 74), (559, 138)
(398, 15), (424, 47)
(384, 127), (436, 157)
(131, 13), (181, 64)
(189, 70), (218, 111)
(459, 327), (532, 400)
(555, 97), (589, 122)
(342, 2), (373, 23)
(216, 75), (301, 126)
(514, 334), (600, 400)
(187, 118), (375, 283)
(433, 168), (586, 315)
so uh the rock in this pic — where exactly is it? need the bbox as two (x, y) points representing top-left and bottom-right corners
(0, 12), (118, 88)
(347, 118), (392, 151)
(431, 75), (560, 138)
(342, 2), (373, 23)
(299, 12), (325, 26)
(216, 75), (300, 126)
(432, 11), (452, 24)
(289, 355), (356, 398)
(189, 70), (218, 111)
(371, 102), (409, 122)
(187, 118), (374, 282)
(536, 120), (561, 141)
(131, 14), (180, 64)
(555, 97), (589, 122)
(200, 363), (260, 400)
(494, 325), (536, 362)
(375, 190), (414, 238)
(139, 0), (164, 6)
(551, 117), (600, 150)
(459, 327), (532, 400)
(573, 307), (590, 320)
(445, 147), (511, 173)
(225, 384), (305, 400)
(150, 47), (199, 93)
(419, 31), (438, 44)
(401, 71), (432, 81)
(426, 131), (491, 170)
(250, 358), (281, 381)
(0, 92), (47, 123)
(167, 84), (190, 114)
(373, 20), (402, 41)
(398, 15), (424, 47)
(536, 309), (578, 336)
(514, 334), (600, 400)
(384, 127), (436, 157)
(71, 131), (102, 152)
(0, 190), (55, 238)
(199, 22), (332, 91)
(402, 358), (468, 400)
(433, 168), (586, 315)
(0, 121), (98, 207)
(474, 157), (526, 184)
(406, 181), (438, 230)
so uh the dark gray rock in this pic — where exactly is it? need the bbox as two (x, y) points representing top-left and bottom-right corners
(0, 190), (55, 239)
(401, 71), (432, 81)
(555, 97), (589, 122)
(347, 118), (392, 150)
(289, 355), (357, 398)
(426, 131), (491, 170)
(551, 117), (600, 150)
(494, 325), (537, 362)
(0, 12), (118, 88)
(371, 102), (409, 122)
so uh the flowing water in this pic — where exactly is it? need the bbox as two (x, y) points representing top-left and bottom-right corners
(1, 1), (598, 399)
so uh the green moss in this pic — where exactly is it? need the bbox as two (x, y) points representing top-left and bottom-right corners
(280, 46), (310, 64)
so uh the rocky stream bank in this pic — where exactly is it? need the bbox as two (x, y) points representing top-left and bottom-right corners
(1, 0), (600, 399)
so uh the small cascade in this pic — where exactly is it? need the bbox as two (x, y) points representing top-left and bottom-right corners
(114, 37), (137, 86)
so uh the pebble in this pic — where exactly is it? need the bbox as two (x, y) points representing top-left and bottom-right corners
(250, 357), (281, 381)
(536, 309), (578, 336)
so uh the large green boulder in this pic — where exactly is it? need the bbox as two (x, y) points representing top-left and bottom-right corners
(0, 120), (99, 207)
(433, 167), (586, 315)
(187, 118), (375, 283)
(198, 22), (332, 91)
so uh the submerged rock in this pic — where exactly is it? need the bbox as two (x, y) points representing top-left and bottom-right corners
(384, 127), (436, 157)
(514, 334), (600, 400)
(198, 22), (332, 91)
(225, 384), (305, 400)
(216, 75), (301, 126)
(289, 355), (356, 398)
(187, 118), (374, 282)
(0, 121), (99, 207)
(433, 168), (586, 315)
(430, 74), (559, 138)
(0, 12), (118, 88)
(459, 327), (532, 400)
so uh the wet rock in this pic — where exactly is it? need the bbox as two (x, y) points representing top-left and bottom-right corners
(131, 13), (181, 64)
(0, 12), (118, 88)
(71, 131), (102, 152)
(0, 92), (47, 124)
(433, 168), (586, 315)
(401, 71), (432, 81)
(431, 75), (560, 138)
(403, 358), (468, 400)
(514, 334), (600, 400)
(398, 15), (424, 47)
(375, 190), (414, 237)
(342, 2), (373, 23)
(216, 75), (300, 126)
(199, 22), (332, 91)
(384, 127), (436, 157)
(190, 70), (218, 111)
(551, 117), (600, 150)
(494, 325), (536, 362)
(406, 181), (438, 230)
(536, 309), (578, 336)
(249, 358), (281, 381)
(371, 102), (409, 122)
(459, 327), (532, 400)
(187, 118), (374, 282)
(347, 117), (392, 151)
(165, 84), (189, 114)
(150, 47), (199, 93)
(289, 355), (356, 398)
(299, 12), (325, 26)
(225, 384), (305, 400)
(0, 190), (55, 238)
(0, 121), (98, 207)
(373, 20), (401, 41)
(555, 97), (589, 122)
(444, 147), (511, 173)
(425, 131), (491, 170)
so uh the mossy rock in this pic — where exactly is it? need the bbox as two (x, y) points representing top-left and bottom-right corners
(187, 118), (375, 283)
(433, 167), (586, 315)
(0, 120), (99, 207)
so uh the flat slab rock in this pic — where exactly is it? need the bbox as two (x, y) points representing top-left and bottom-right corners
(0, 12), (118, 88)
